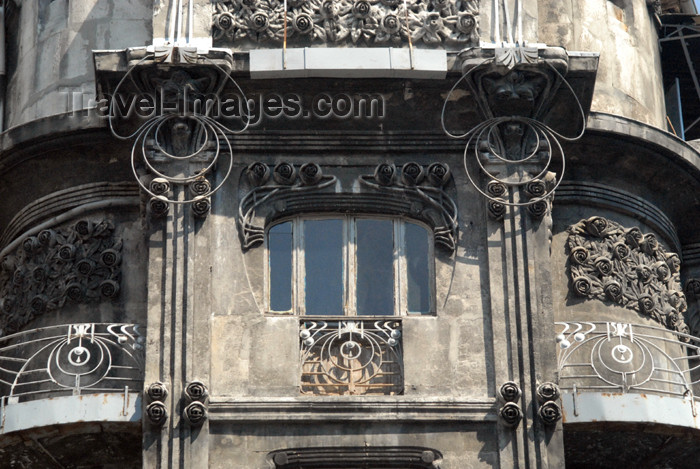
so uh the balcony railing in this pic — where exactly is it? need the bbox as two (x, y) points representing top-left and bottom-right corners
(300, 319), (403, 395)
(0, 323), (145, 404)
(555, 321), (700, 399)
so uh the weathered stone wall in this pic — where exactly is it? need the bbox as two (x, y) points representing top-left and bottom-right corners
(5, 0), (152, 129)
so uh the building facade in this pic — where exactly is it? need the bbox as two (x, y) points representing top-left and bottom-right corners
(1, 0), (700, 468)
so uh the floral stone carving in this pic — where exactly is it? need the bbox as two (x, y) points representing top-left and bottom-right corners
(567, 217), (688, 335)
(213, 0), (480, 47)
(0, 220), (122, 337)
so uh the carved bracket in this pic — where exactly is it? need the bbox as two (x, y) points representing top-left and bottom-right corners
(238, 162), (458, 252)
(0, 220), (122, 337)
(567, 217), (689, 336)
(213, 0), (480, 48)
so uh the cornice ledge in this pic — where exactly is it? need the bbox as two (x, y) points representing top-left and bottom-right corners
(208, 397), (497, 422)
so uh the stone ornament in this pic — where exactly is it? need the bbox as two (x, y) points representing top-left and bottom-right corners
(536, 382), (560, 403)
(0, 220), (122, 337)
(567, 217), (689, 336)
(498, 381), (522, 427)
(146, 381), (169, 402)
(183, 380), (209, 426)
(537, 401), (561, 425)
(145, 381), (169, 427)
(212, 0), (480, 47)
(498, 381), (521, 403)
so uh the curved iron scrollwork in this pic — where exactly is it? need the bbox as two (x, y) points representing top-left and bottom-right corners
(239, 162), (458, 252)
(0, 220), (122, 337)
(567, 217), (688, 335)
(300, 320), (403, 395)
(0, 323), (144, 403)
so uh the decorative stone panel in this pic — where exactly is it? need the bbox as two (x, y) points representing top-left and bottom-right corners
(213, 0), (480, 48)
(566, 217), (688, 335)
(0, 220), (123, 337)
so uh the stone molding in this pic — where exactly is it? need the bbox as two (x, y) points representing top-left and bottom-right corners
(0, 220), (123, 337)
(566, 216), (688, 335)
(213, 0), (480, 48)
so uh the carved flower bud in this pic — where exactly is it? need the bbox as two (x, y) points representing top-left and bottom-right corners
(401, 162), (425, 186)
(431, 0), (450, 8)
(192, 197), (211, 218)
(527, 200), (548, 218)
(488, 200), (506, 220)
(353, 0), (372, 18)
(246, 162), (270, 186)
(570, 247), (589, 265)
(421, 450), (436, 464)
(423, 12), (443, 32)
(374, 163), (396, 186)
(146, 401), (168, 426)
(427, 163), (450, 187)
(686, 278), (700, 301)
(65, 283), (84, 302)
(653, 261), (671, 282)
(456, 12), (476, 34)
(12, 268), (25, 286)
(538, 401), (562, 425)
(1, 295), (15, 313)
(76, 259), (95, 276)
(594, 258), (613, 276)
(183, 401), (207, 426)
(642, 233), (659, 253)
(636, 265), (653, 283)
(499, 381), (521, 402)
(322, 0), (338, 16)
(75, 220), (93, 237)
(585, 216), (608, 237)
(146, 382), (169, 402)
(58, 244), (77, 261)
(573, 277), (591, 296)
(32, 266), (47, 283)
(603, 280), (623, 303)
(299, 163), (323, 186)
(150, 196), (169, 217)
(100, 249), (121, 267)
(536, 382), (561, 403)
(215, 12), (234, 31)
(625, 227), (643, 248)
(638, 295), (655, 315)
(499, 402), (523, 427)
(1, 256), (16, 273)
(37, 229), (57, 246)
(525, 179), (547, 199)
(30, 294), (48, 313)
(666, 253), (681, 274)
(382, 14), (400, 33)
(99, 279), (120, 298)
(487, 180), (507, 198)
(293, 14), (314, 34)
(273, 162), (297, 185)
(185, 381), (209, 402)
(22, 236), (41, 254)
(189, 179), (211, 197)
(150, 178), (170, 195)
(613, 242), (630, 260)
(249, 12), (269, 32)
(666, 309), (682, 329)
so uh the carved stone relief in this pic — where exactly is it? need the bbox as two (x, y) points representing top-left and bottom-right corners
(212, 0), (480, 47)
(0, 220), (122, 337)
(567, 217), (689, 335)
(238, 162), (458, 252)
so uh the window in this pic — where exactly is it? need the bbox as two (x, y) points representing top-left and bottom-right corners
(267, 216), (433, 316)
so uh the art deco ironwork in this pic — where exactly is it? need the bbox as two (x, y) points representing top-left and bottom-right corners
(212, 0), (480, 47)
(0, 220), (122, 337)
(556, 321), (700, 399)
(567, 217), (689, 334)
(299, 320), (403, 395)
(0, 323), (144, 404)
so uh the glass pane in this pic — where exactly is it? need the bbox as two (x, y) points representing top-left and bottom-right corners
(305, 219), (343, 315)
(269, 222), (293, 311)
(356, 219), (394, 315)
(405, 222), (430, 313)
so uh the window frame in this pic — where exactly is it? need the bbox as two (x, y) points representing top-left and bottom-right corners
(265, 215), (435, 317)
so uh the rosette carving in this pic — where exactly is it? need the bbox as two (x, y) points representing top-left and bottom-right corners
(212, 0), (480, 47)
(499, 402), (523, 427)
(567, 217), (689, 335)
(183, 380), (209, 426)
(0, 220), (123, 337)
(537, 401), (561, 425)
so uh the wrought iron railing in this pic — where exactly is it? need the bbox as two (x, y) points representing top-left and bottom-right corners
(555, 321), (700, 399)
(300, 319), (403, 395)
(0, 323), (145, 404)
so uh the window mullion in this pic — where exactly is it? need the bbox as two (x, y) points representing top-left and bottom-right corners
(347, 217), (356, 316)
(296, 218), (304, 315)
(396, 220), (406, 316)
